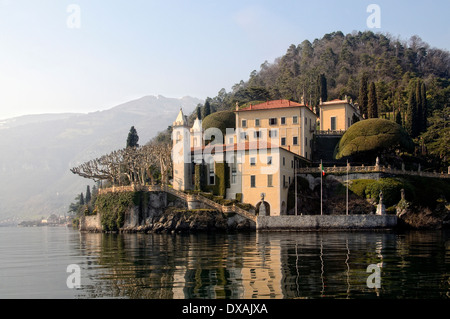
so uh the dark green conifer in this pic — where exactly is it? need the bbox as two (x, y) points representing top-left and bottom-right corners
(203, 100), (211, 118)
(319, 73), (328, 103)
(126, 126), (139, 148)
(420, 81), (427, 132)
(416, 80), (423, 132)
(85, 185), (91, 204)
(359, 74), (369, 119)
(406, 84), (418, 137)
(367, 82), (378, 118)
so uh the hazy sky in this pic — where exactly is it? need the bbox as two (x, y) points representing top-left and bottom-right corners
(0, 0), (449, 120)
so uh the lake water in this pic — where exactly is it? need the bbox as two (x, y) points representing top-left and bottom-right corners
(0, 226), (449, 299)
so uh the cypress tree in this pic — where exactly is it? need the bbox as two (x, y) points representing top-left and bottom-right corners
(421, 82), (427, 132)
(395, 109), (402, 126)
(85, 185), (91, 204)
(126, 126), (139, 148)
(359, 75), (369, 119)
(203, 100), (211, 118)
(367, 82), (378, 118)
(406, 84), (418, 137)
(79, 192), (84, 206)
(319, 73), (328, 103)
(195, 105), (202, 120)
(416, 80), (423, 133)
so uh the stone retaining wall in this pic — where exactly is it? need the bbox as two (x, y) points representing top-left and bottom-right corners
(256, 215), (397, 231)
(80, 214), (102, 232)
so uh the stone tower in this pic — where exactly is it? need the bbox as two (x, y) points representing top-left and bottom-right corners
(172, 108), (191, 191)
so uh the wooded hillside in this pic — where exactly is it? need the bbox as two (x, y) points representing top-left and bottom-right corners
(183, 31), (449, 168)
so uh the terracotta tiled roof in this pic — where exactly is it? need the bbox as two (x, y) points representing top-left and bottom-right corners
(235, 99), (307, 112)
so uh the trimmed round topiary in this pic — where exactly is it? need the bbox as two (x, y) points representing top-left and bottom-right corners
(202, 111), (236, 139)
(334, 119), (414, 160)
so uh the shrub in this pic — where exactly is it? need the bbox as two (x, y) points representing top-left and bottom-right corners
(365, 178), (406, 207)
(95, 191), (146, 231)
(236, 202), (255, 211)
(202, 111), (236, 139)
(349, 179), (376, 198)
(402, 176), (450, 209)
(214, 162), (229, 197)
(194, 164), (206, 191)
(334, 118), (414, 160)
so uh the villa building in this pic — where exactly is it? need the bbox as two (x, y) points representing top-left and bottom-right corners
(319, 97), (362, 132)
(172, 98), (361, 216)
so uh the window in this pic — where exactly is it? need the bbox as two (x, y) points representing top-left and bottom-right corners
(231, 166), (237, 184)
(242, 119), (247, 128)
(269, 118), (277, 125)
(293, 136), (298, 145)
(306, 151), (308, 159)
(283, 175), (286, 188)
(269, 129), (277, 138)
(255, 119), (260, 127)
(228, 137), (234, 144)
(305, 117), (307, 125)
(251, 175), (256, 188)
(267, 156), (272, 165)
(283, 157), (285, 166)
(209, 164), (215, 185)
(281, 137), (286, 146)
(254, 131), (261, 139)
(293, 116), (298, 124)
(331, 117), (336, 131)
(281, 117), (286, 125)
(291, 160), (294, 168)
(267, 175), (273, 187)
(250, 157), (256, 166)
(240, 132), (248, 140)
(305, 137), (308, 146)
(348, 117), (351, 128)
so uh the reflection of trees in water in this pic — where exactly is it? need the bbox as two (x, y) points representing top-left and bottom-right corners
(280, 232), (394, 298)
(280, 231), (450, 299)
(74, 230), (450, 299)
(392, 231), (450, 299)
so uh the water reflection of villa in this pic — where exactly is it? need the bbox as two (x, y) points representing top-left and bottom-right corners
(77, 232), (391, 299)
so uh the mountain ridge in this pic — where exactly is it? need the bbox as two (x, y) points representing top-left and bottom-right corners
(0, 95), (202, 221)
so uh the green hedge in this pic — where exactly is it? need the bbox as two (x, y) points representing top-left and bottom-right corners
(349, 179), (377, 198)
(202, 111), (236, 138)
(365, 178), (409, 207)
(401, 176), (450, 209)
(334, 118), (414, 159)
(95, 191), (147, 231)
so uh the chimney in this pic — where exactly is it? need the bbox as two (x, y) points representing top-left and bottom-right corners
(288, 145), (290, 151)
